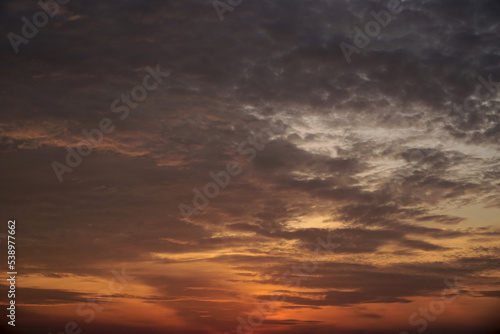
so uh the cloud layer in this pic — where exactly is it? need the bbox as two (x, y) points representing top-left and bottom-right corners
(0, 0), (499, 333)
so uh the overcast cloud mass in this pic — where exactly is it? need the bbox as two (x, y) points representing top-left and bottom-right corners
(0, 0), (499, 333)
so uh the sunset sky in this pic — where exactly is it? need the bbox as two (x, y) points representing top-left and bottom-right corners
(1, 0), (499, 333)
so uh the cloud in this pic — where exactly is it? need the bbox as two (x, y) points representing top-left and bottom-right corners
(1, 0), (499, 333)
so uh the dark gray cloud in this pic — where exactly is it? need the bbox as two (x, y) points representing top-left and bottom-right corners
(1, 0), (499, 333)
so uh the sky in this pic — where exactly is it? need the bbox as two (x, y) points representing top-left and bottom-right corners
(0, 0), (499, 333)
